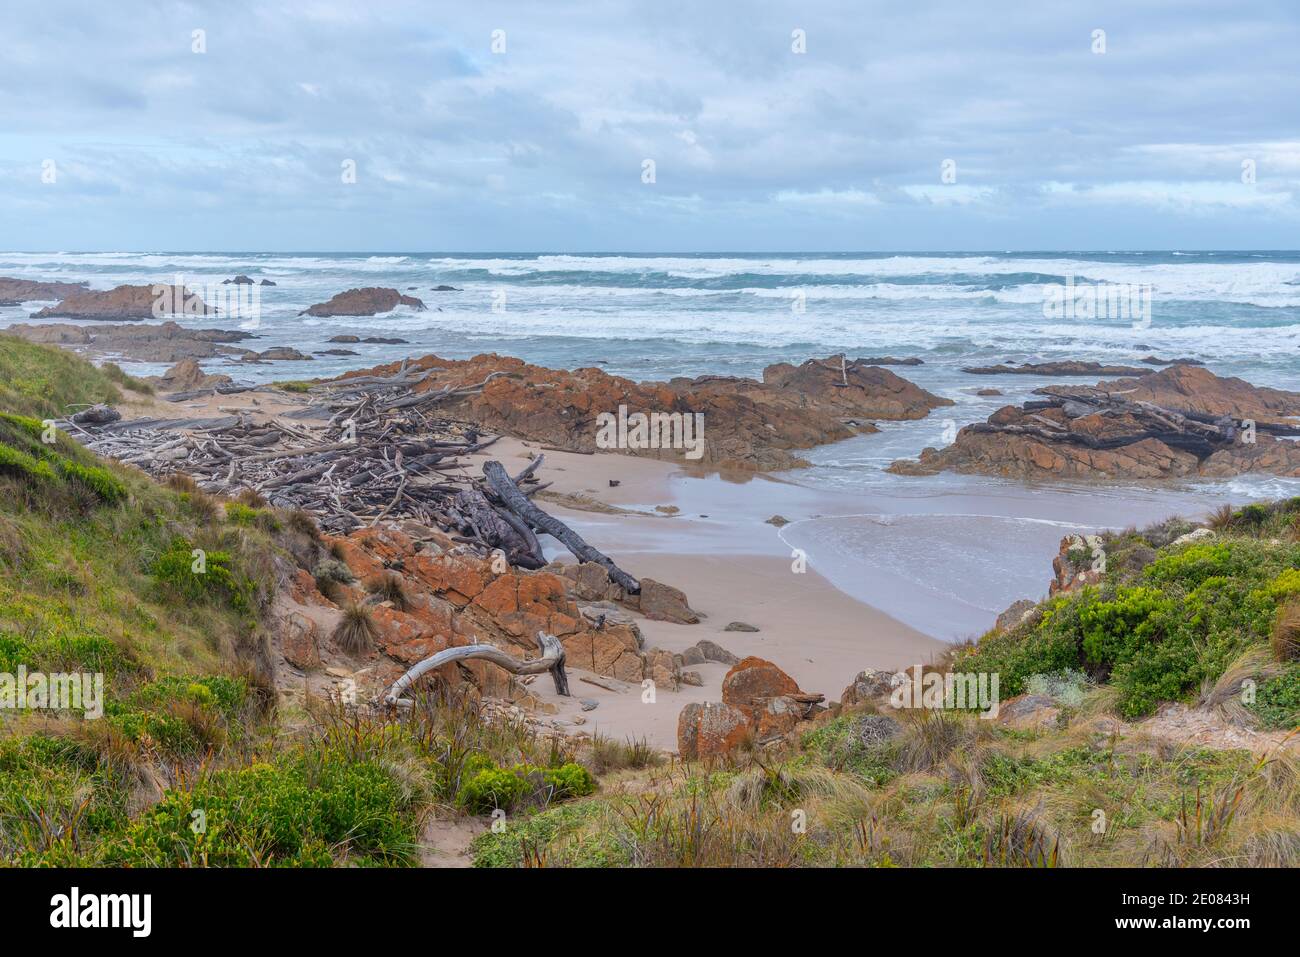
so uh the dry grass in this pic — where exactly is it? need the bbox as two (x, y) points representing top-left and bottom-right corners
(365, 571), (409, 611)
(1207, 503), (1237, 531)
(1200, 645), (1287, 725)
(331, 602), (378, 655)
(585, 733), (664, 774)
(286, 508), (321, 541)
(234, 487), (268, 508)
(1271, 599), (1300, 662)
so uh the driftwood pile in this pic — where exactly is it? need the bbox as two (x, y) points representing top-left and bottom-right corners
(61, 359), (644, 594)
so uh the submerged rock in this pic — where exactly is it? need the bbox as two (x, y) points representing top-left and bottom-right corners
(961, 360), (1153, 377)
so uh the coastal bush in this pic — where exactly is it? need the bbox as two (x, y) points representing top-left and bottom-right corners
(962, 530), (1300, 718)
(1248, 665), (1300, 730)
(110, 752), (419, 866)
(1023, 669), (1091, 707)
(457, 761), (595, 813)
(458, 765), (532, 813)
(150, 538), (255, 619)
(955, 594), (1085, 697)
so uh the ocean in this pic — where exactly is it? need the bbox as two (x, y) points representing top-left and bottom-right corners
(3, 250), (1298, 638)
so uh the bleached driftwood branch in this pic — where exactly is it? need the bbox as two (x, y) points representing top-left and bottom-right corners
(382, 630), (569, 705)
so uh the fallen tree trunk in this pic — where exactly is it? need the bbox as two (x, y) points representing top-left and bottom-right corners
(483, 459), (641, 594)
(383, 631), (569, 704)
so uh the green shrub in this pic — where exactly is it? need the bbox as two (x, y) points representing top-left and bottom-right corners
(543, 763), (596, 799)
(110, 754), (418, 866)
(129, 674), (247, 719)
(956, 595), (1085, 698)
(1079, 586), (1173, 669)
(459, 765), (533, 813)
(150, 539), (255, 618)
(223, 502), (259, 526)
(1249, 666), (1300, 731)
(458, 761), (596, 813)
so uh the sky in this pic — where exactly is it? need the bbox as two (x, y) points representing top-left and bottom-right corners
(2, 0), (1299, 251)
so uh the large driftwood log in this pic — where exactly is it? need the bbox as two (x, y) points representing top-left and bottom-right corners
(383, 631), (569, 704)
(483, 459), (641, 594)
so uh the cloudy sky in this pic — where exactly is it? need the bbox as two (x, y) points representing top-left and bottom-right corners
(3, 0), (1299, 251)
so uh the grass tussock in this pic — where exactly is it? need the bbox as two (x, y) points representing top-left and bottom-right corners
(365, 571), (409, 610)
(331, 603), (378, 655)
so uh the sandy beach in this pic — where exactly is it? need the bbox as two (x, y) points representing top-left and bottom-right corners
(456, 438), (946, 748)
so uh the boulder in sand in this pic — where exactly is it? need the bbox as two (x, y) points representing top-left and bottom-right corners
(152, 358), (234, 392)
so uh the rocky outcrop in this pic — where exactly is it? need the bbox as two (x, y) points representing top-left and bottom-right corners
(300, 287), (425, 317)
(677, 657), (826, 759)
(961, 361), (1153, 377)
(150, 358), (234, 392)
(1093, 364), (1300, 426)
(996, 693), (1061, 730)
(222, 275), (275, 286)
(548, 562), (700, 623)
(994, 599), (1037, 631)
(0, 277), (88, 302)
(760, 355), (952, 420)
(839, 668), (900, 708)
(333, 352), (951, 471)
(2, 321), (257, 362)
(889, 366), (1300, 480)
(681, 640), (739, 667)
(31, 284), (217, 321)
(287, 525), (695, 705)
(1047, 537), (1105, 596)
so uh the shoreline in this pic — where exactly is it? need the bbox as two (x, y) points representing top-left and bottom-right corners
(25, 334), (1297, 750)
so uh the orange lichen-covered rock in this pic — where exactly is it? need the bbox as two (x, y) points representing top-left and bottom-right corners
(677, 701), (751, 760)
